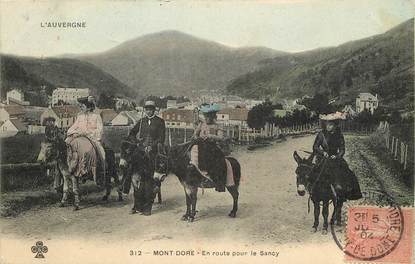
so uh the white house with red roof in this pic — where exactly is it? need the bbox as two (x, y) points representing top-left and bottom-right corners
(160, 108), (195, 129)
(216, 108), (249, 128)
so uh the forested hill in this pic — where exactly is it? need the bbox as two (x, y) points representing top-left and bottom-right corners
(1, 55), (136, 106)
(227, 18), (414, 111)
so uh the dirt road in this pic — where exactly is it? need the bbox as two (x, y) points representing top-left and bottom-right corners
(7, 135), (406, 263)
(1, 136), (333, 244)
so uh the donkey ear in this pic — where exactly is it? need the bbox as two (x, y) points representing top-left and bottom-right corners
(307, 153), (315, 163)
(293, 151), (302, 164)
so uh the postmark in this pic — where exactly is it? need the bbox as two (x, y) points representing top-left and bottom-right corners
(331, 190), (411, 262)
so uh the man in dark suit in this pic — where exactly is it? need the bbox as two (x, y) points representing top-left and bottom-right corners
(127, 101), (165, 215)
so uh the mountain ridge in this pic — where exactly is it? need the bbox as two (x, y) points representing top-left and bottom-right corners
(227, 18), (414, 111)
(71, 30), (287, 96)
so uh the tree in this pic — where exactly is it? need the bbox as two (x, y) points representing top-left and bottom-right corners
(247, 101), (275, 129)
(355, 109), (375, 125)
(97, 93), (115, 109)
(300, 92), (333, 115)
(389, 110), (402, 124)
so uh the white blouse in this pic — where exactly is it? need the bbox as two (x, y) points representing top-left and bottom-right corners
(67, 111), (103, 141)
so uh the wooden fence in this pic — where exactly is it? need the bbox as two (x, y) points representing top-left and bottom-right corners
(385, 133), (413, 171)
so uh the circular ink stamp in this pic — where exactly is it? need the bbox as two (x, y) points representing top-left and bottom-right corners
(331, 190), (406, 261)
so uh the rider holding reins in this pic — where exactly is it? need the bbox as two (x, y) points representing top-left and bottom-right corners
(127, 100), (166, 215)
(312, 112), (362, 201)
(65, 96), (106, 180)
(189, 103), (227, 192)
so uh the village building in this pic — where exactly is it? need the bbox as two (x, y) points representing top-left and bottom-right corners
(51, 88), (89, 106)
(166, 100), (177, 109)
(246, 99), (264, 110)
(342, 105), (357, 118)
(6, 89), (30, 106)
(356, 92), (379, 114)
(216, 108), (249, 128)
(22, 106), (48, 134)
(0, 118), (27, 137)
(22, 106), (47, 125)
(110, 111), (142, 126)
(160, 109), (195, 129)
(0, 105), (25, 123)
(40, 105), (81, 128)
(97, 109), (118, 126)
(273, 109), (289, 118)
(223, 95), (245, 108)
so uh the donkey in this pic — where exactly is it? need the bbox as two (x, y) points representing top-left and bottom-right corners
(153, 143), (241, 222)
(118, 140), (162, 206)
(37, 136), (122, 210)
(293, 151), (343, 234)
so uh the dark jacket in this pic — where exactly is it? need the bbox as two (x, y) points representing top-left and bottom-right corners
(312, 129), (362, 200)
(128, 116), (165, 147)
(45, 125), (62, 142)
(313, 130), (345, 159)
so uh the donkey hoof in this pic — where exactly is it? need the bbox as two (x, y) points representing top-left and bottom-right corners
(57, 202), (65, 208)
(311, 226), (318, 233)
(181, 214), (189, 221)
(228, 211), (236, 218)
(322, 229), (328, 235)
(187, 216), (195, 223)
(73, 205), (80, 211)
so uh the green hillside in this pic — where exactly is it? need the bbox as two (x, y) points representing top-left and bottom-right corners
(0, 55), (137, 106)
(227, 19), (414, 111)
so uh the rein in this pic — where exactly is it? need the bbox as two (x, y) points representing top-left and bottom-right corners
(304, 158), (327, 213)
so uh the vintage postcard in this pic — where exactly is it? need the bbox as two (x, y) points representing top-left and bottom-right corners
(0, 0), (413, 263)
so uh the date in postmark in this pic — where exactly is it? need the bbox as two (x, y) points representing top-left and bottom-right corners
(343, 206), (403, 260)
(331, 190), (413, 263)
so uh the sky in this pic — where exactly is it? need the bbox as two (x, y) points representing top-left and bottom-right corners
(0, 0), (413, 57)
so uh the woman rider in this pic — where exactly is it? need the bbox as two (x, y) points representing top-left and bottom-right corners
(189, 103), (227, 192)
(312, 112), (362, 201)
(65, 96), (106, 182)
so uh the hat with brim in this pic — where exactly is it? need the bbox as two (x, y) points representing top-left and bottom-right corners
(200, 103), (221, 114)
(319, 112), (346, 121)
(144, 100), (156, 109)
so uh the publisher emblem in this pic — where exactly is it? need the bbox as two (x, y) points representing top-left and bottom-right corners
(31, 241), (48, 258)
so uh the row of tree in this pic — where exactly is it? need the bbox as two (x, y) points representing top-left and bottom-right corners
(247, 95), (412, 129)
(247, 101), (317, 129)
